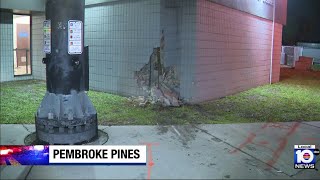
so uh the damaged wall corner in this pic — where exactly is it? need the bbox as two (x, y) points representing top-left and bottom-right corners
(134, 45), (181, 107)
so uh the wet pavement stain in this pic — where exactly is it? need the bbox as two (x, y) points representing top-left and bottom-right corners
(211, 137), (222, 142)
(224, 175), (231, 179)
(208, 163), (216, 167)
(170, 125), (197, 149)
(246, 145), (256, 151)
(156, 126), (169, 135)
(244, 158), (258, 167)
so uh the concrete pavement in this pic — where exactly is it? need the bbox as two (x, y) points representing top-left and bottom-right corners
(0, 122), (319, 179)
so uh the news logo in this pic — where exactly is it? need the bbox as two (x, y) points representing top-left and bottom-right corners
(294, 145), (319, 169)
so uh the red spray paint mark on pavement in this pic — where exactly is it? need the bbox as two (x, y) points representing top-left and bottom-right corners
(302, 137), (320, 142)
(302, 137), (320, 148)
(266, 122), (300, 169)
(267, 123), (292, 130)
(141, 142), (159, 180)
(258, 140), (269, 145)
(260, 122), (271, 129)
(230, 122), (301, 170)
(261, 122), (293, 130)
(230, 133), (256, 154)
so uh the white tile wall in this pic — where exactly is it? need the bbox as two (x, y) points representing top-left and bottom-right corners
(160, 0), (197, 101)
(85, 0), (161, 96)
(31, 13), (46, 80)
(0, 12), (14, 82)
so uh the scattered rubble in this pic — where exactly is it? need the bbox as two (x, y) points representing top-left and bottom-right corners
(133, 47), (181, 107)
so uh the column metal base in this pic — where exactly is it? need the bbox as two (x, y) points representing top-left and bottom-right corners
(35, 91), (98, 144)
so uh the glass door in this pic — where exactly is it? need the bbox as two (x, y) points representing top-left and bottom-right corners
(13, 14), (31, 76)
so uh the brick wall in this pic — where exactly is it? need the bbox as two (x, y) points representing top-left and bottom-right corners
(0, 11), (33, 82)
(85, 0), (160, 96)
(192, 0), (283, 102)
(295, 56), (313, 71)
(271, 23), (283, 83)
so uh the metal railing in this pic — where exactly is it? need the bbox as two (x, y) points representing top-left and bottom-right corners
(13, 48), (30, 74)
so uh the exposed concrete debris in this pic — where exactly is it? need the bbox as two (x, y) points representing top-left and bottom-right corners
(133, 47), (181, 107)
(127, 96), (147, 107)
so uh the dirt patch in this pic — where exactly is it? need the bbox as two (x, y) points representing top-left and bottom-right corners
(175, 113), (188, 119)
(156, 116), (174, 125)
(280, 67), (320, 80)
(151, 104), (168, 111)
(193, 104), (216, 119)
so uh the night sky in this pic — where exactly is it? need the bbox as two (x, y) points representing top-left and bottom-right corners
(282, 0), (320, 45)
